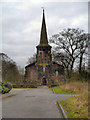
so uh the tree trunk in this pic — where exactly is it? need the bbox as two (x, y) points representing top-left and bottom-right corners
(70, 59), (75, 71)
(79, 54), (83, 73)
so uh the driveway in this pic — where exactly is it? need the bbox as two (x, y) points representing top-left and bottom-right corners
(1, 87), (74, 118)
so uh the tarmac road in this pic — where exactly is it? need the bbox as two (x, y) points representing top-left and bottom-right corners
(1, 87), (74, 118)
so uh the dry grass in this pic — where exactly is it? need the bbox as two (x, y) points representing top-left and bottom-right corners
(60, 81), (88, 93)
(59, 81), (88, 118)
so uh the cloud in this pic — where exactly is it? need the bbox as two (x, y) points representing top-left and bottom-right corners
(1, 1), (88, 68)
(71, 15), (88, 26)
(23, 20), (40, 33)
(59, 19), (67, 25)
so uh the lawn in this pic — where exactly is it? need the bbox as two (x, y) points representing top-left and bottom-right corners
(53, 87), (76, 94)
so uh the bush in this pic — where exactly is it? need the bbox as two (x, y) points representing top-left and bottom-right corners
(13, 81), (38, 88)
(3, 82), (12, 90)
(48, 83), (58, 88)
(29, 81), (37, 88)
(0, 81), (12, 94)
(0, 86), (2, 93)
(66, 70), (89, 82)
(13, 84), (24, 88)
(2, 86), (10, 94)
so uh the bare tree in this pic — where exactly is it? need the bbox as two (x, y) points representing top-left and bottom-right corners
(27, 54), (36, 64)
(50, 28), (88, 71)
(78, 33), (88, 73)
(0, 53), (23, 84)
(52, 51), (70, 70)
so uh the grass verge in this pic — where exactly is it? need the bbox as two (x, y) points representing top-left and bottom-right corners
(59, 94), (88, 118)
(58, 82), (88, 118)
(53, 87), (76, 94)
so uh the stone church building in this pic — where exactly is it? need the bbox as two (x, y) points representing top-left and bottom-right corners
(25, 10), (65, 85)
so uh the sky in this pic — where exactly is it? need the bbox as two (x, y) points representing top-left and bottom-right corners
(0, 0), (89, 68)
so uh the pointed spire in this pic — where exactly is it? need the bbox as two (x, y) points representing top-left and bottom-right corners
(40, 9), (48, 46)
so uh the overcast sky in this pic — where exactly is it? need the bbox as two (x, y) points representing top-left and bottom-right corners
(0, 0), (89, 68)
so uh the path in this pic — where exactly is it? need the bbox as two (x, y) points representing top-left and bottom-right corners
(1, 87), (74, 118)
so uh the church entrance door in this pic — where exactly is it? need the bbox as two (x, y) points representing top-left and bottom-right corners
(42, 77), (47, 85)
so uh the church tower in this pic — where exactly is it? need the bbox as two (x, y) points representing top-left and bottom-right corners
(25, 9), (65, 85)
(36, 9), (52, 79)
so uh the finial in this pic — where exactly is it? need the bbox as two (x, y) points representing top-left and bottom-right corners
(41, 7), (44, 12)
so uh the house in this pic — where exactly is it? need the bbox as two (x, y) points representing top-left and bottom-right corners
(25, 9), (65, 85)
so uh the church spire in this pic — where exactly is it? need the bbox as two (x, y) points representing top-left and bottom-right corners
(40, 9), (48, 46)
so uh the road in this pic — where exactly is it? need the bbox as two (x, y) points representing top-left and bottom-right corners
(1, 87), (74, 118)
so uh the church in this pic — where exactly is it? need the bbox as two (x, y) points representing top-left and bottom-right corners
(25, 10), (65, 85)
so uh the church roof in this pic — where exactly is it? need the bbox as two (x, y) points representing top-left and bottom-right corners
(25, 62), (36, 68)
(25, 61), (64, 69)
(52, 61), (64, 68)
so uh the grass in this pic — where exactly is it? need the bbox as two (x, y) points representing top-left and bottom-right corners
(58, 82), (88, 118)
(53, 87), (76, 94)
(59, 94), (88, 118)
(60, 81), (87, 93)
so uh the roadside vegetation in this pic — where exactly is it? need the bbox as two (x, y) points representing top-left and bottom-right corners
(59, 81), (88, 118)
(49, 28), (89, 118)
(13, 81), (38, 88)
(53, 76), (88, 119)
(0, 53), (24, 85)
(53, 87), (76, 94)
(0, 80), (12, 94)
(0, 53), (24, 90)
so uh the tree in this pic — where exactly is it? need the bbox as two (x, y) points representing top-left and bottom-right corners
(50, 28), (88, 72)
(27, 54), (36, 64)
(52, 51), (70, 69)
(0, 53), (23, 84)
(78, 33), (88, 73)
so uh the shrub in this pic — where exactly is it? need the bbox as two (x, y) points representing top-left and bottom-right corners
(66, 71), (89, 82)
(13, 81), (38, 88)
(0, 81), (12, 94)
(48, 83), (58, 88)
(13, 84), (24, 88)
(30, 81), (37, 88)
(0, 86), (2, 93)
(3, 82), (12, 90)
(2, 86), (10, 94)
